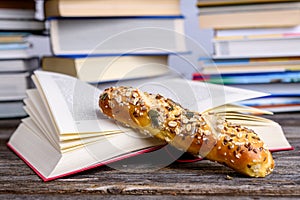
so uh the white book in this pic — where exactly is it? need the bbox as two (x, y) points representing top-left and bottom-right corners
(0, 101), (27, 119)
(0, 72), (31, 101)
(0, 19), (44, 31)
(0, 58), (39, 72)
(213, 36), (300, 58)
(49, 17), (186, 56)
(216, 26), (300, 38)
(0, 8), (35, 19)
(7, 71), (292, 181)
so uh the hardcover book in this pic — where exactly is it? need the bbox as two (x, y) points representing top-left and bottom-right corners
(45, 0), (181, 17)
(8, 71), (292, 181)
(42, 55), (170, 83)
(49, 17), (186, 56)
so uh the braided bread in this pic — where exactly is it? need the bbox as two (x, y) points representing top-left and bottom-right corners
(99, 86), (274, 177)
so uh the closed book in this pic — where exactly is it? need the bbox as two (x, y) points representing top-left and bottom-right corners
(0, 0), (35, 10)
(0, 57), (39, 72)
(193, 71), (300, 84)
(0, 72), (31, 101)
(45, 0), (181, 17)
(0, 0), (35, 19)
(0, 101), (27, 119)
(0, 19), (45, 32)
(250, 103), (300, 113)
(42, 55), (169, 83)
(49, 17), (186, 56)
(0, 8), (35, 20)
(198, 2), (300, 29)
(197, 0), (297, 7)
(215, 26), (300, 39)
(0, 42), (32, 59)
(239, 96), (300, 113)
(213, 36), (300, 58)
(225, 83), (300, 97)
(199, 57), (300, 74)
(0, 32), (29, 43)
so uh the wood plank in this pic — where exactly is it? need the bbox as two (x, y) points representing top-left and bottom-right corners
(0, 114), (299, 197)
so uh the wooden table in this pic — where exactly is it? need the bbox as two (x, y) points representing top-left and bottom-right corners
(1, 113), (299, 199)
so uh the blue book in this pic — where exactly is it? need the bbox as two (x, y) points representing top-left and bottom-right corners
(0, 43), (30, 50)
(194, 71), (300, 84)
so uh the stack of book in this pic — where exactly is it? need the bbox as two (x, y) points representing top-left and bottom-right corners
(41, 0), (187, 84)
(0, 0), (44, 118)
(193, 0), (300, 112)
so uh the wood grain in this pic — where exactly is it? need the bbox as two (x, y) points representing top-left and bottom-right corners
(0, 114), (299, 198)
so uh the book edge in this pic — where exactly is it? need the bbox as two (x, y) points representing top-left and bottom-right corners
(7, 142), (164, 182)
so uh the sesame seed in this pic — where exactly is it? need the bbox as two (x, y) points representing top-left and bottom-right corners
(186, 124), (192, 131)
(168, 121), (177, 127)
(182, 118), (188, 124)
(108, 101), (115, 108)
(175, 128), (180, 135)
(132, 92), (138, 98)
(204, 130), (211, 136)
(225, 135), (230, 141)
(133, 98), (139, 105)
(237, 132), (242, 138)
(200, 121), (206, 127)
(115, 96), (122, 103)
(141, 106), (147, 111)
(125, 91), (131, 97)
(235, 153), (241, 159)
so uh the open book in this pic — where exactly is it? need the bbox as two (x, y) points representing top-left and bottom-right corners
(7, 71), (292, 181)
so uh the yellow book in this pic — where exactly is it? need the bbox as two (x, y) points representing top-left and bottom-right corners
(45, 0), (181, 17)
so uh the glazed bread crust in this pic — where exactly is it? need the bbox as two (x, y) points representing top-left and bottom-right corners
(99, 86), (274, 177)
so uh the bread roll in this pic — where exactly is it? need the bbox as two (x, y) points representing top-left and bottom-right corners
(99, 86), (274, 177)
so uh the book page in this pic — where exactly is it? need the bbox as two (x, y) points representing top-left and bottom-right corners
(103, 75), (268, 113)
(25, 89), (60, 145)
(246, 122), (292, 151)
(33, 71), (267, 134)
(33, 71), (122, 134)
